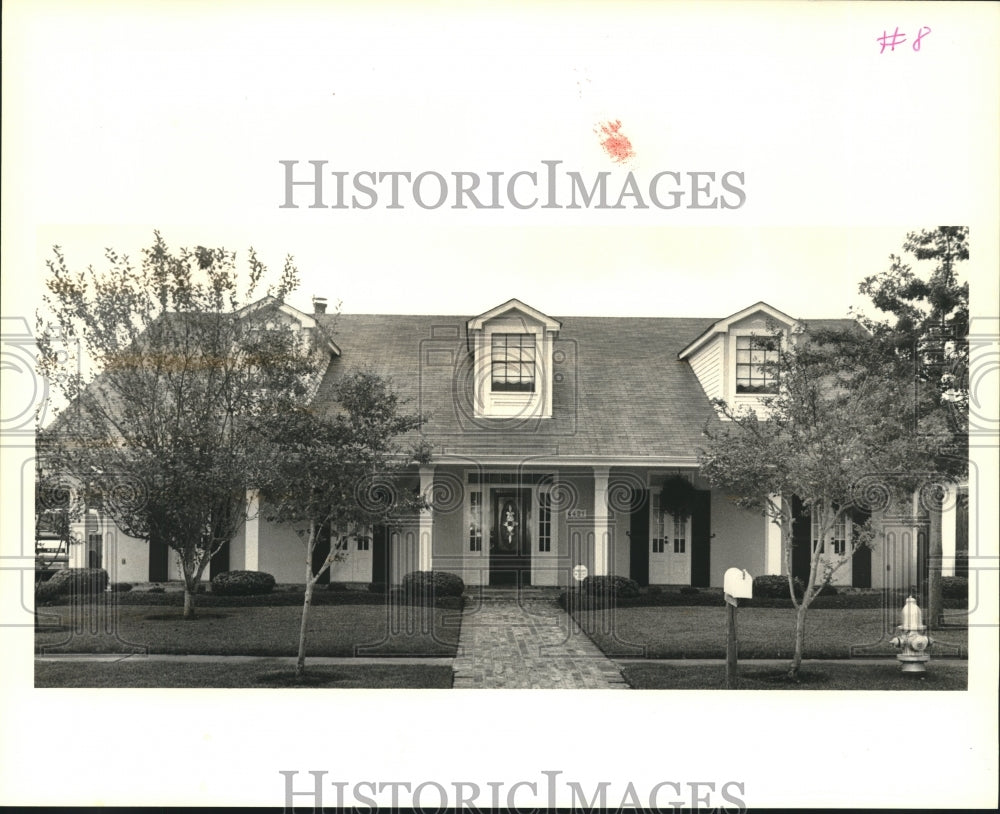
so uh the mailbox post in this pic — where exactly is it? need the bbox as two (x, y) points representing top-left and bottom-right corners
(723, 568), (753, 689)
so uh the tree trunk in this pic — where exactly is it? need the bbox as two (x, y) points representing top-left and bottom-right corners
(297, 531), (316, 680)
(183, 587), (197, 620)
(726, 602), (738, 689)
(927, 503), (943, 630)
(789, 601), (808, 680)
(181, 554), (210, 620)
(297, 581), (314, 680)
(182, 564), (200, 620)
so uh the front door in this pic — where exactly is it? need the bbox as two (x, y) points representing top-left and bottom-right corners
(649, 492), (691, 585)
(490, 489), (532, 586)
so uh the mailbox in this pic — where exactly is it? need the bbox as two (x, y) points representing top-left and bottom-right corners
(723, 568), (753, 600)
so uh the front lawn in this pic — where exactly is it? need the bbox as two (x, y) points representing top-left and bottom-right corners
(572, 605), (969, 659)
(34, 660), (454, 688)
(621, 661), (967, 690)
(35, 601), (462, 658)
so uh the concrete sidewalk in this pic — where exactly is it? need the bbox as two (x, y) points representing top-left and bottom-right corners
(35, 653), (453, 666)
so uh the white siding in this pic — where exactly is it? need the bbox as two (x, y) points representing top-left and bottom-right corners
(688, 335), (723, 401)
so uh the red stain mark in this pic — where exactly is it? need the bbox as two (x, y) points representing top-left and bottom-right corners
(596, 119), (635, 163)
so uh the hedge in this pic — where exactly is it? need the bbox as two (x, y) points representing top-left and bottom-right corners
(940, 576), (968, 601)
(47, 568), (108, 595)
(752, 574), (837, 600)
(399, 571), (466, 598)
(210, 570), (276, 596)
(579, 575), (640, 598)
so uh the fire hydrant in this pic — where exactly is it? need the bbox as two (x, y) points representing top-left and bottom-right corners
(889, 596), (934, 674)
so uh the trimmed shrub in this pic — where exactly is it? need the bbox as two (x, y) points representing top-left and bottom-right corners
(749, 574), (841, 601)
(679, 586), (700, 595)
(941, 576), (968, 601)
(570, 576), (641, 608)
(145, 585), (165, 593)
(368, 582), (388, 594)
(579, 575), (641, 599)
(210, 570), (276, 596)
(34, 579), (65, 605)
(752, 574), (801, 599)
(46, 567), (109, 596)
(109, 582), (133, 593)
(400, 570), (466, 598)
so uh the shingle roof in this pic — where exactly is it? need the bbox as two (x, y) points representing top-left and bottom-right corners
(311, 313), (735, 463)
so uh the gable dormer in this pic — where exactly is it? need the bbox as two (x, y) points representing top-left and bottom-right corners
(236, 295), (341, 357)
(679, 302), (799, 413)
(466, 298), (561, 419)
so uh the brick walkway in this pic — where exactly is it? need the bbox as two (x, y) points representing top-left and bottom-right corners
(451, 597), (629, 689)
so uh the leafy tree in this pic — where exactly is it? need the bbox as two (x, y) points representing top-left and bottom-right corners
(699, 325), (953, 679)
(36, 232), (326, 618)
(261, 370), (428, 679)
(856, 226), (969, 627)
(34, 444), (83, 574)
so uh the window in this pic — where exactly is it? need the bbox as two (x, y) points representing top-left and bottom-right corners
(538, 489), (552, 552)
(811, 508), (848, 556)
(357, 536), (370, 551)
(672, 514), (686, 554)
(491, 333), (535, 392)
(651, 493), (666, 553)
(652, 494), (687, 554)
(469, 490), (483, 552)
(735, 335), (779, 394)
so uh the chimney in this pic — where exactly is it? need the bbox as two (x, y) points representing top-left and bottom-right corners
(312, 296), (328, 315)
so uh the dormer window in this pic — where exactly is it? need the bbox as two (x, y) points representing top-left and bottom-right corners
(735, 335), (779, 394)
(466, 299), (561, 419)
(678, 301), (798, 415)
(491, 334), (536, 393)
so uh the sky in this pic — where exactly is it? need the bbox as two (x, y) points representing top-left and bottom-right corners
(2, 1), (998, 810)
(35, 223), (930, 320)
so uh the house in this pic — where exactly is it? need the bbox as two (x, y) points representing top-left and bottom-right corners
(57, 297), (966, 592)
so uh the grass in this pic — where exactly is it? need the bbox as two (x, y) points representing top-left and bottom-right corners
(34, 602), (462, 658)
(621, 661), (968, 690)
(571, 605), (969, 659)
(34, 660), (454, 688)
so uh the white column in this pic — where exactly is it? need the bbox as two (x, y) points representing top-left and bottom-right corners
(941, 484), (956, 577)
(593, 466), (610, 576)
(244, 489), (260, 571)
(765, 494), (784, 575)
(419, 466), (435, 571)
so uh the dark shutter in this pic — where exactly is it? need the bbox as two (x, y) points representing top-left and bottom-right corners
(148, 531), (169, 582)
(791, 495), (811, 584)
(312, 520), (331, 584)
(690, 490), (711, 588)
(210, 540), (230, 579)
(628, 488), (649, 587)
(372, 524), (390, 586)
